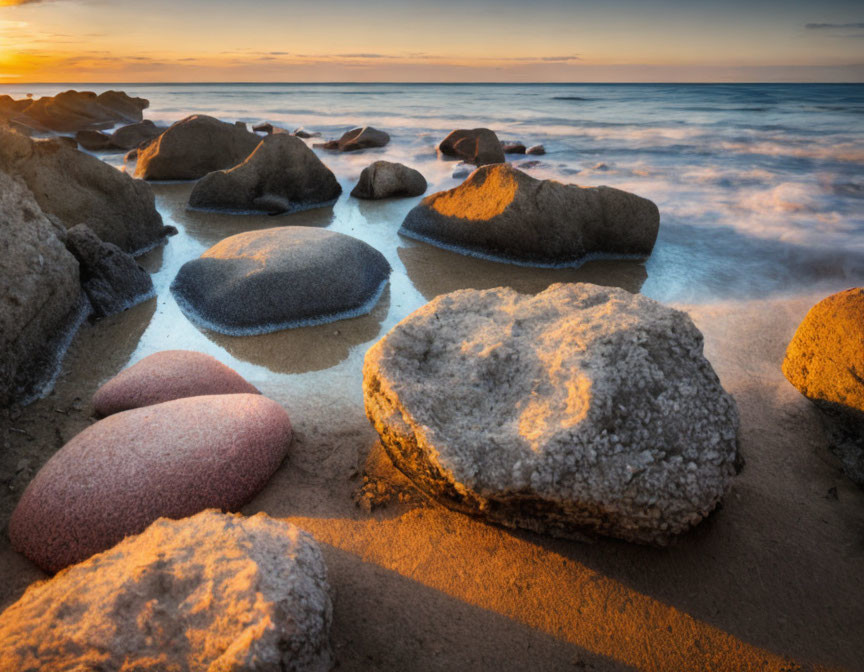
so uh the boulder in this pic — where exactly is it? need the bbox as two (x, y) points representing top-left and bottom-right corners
(171, 226), (390, 335)
(189, 133), (342, 214)
(294, 128), (321, 139)
(526, 144), (546, 155)
(134, 114), (261, 181)
(93, 349), (260, 417)
(75, 129), (114, 151)
(0, 511), (333, 672)
(438, 128), (505, 166)
(0, 126), (166, 254)
(364, 283), (739, 545)
(93, 90), (150, 123)
(253, 121), (274, 134)
(502, 142), (527, 154)
(316, 126), (390, 151)
(64, 224), (154, 318)
(400, 163), (660, 267)
(351, 161), (427, 200)
(783, 288), (864, 485)
(110, 119), (164, 150)
(9, 90), (148, 133)
(0, 169), (81, 407)
(9, 393), (292, 572)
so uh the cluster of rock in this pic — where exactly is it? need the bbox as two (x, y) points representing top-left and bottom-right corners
(501, 141), (545, 156)
(75, 120), (165, 152)
(315, 126), (390, 152)
(0, 90), (149, 134)
(439, 128), (505, 166)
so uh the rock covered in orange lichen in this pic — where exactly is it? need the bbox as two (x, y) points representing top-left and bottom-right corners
(363, 283), (739, 545)
(10, 394), (292, 572)
(0, 511), (333, 672)
(400, 163), (659, 267)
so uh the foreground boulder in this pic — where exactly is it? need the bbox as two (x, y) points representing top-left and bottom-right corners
(364, 283), (739, 545)
(9, 394), (292, 572)
(0, 126), (165, 253)
(783, 288), (864, 485)
(316, 126), (390, 151)
(0, 169), (81, 407)
(93, 349), (260, 417)
(189, 133), (342, 214)
(0, 511), (333, 672)
(4, 90), (148, 133)
(438, 128), (505, 166)
(351, 161), (427, 200)
(171, 227), (391, 335)
(400, 163), (659, 267)
(64, 224), (154, 318)
(134, 114), (260, 180)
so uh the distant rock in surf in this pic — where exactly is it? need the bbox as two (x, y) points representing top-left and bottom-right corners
(93, 350), (260, 417)
(189, 133), (341, 214)
(294, 127), (321, 139)
(400, 163), (660, 267)
(134, 114), (260, 181)
(110, 119), (164, 150)
(526, 144), (546, 155)
(315, 126), (390, 151)
(171, 227), (391, 335)
(363, 282), (740, 545)
(351, 160), (427, 200)
(501, 142), (527, 154)
(438, 128), (505, 166)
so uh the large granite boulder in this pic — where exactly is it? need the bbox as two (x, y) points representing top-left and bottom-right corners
(363, 283), (740, 545)
(438, 128), (505, 166)
(110, 119), (164, 150)
(316, 126), (390, 152)
(171, 227), (391, 335)
(400, 163), (660, 267)
(0, 511), (333, 672)
(9, 393), (292, 572)
(64, 224), (154, 318)
(134, 114), (261, 181)
(189, 133), (342, 214)
(0, 169), (81, 407)
(7, 90), (148, 133)
(783, 288), (864, 485)
(0, 126), (165, 254)
(351, 160), (427, 200)
(93, 349), (260, 417)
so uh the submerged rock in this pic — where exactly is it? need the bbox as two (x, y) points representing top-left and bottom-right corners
(363, 283), (739, 545)
(294, 127), (321, 139)
(64, 224), (154, 318)
(189, 133), (341, 214)
(134, 114), (261, 180)
(438, 128), (505, 166)
(9, 393), (292, 572)
(400, 163), (659, 267)
(316, 126), (390, 151)
(783, 288), (864, 486)
(526, 144), (546, 155)
(171, 227), (391, 335)
(502, 142), (527, 154)
(0, 511), (333, 672)
(93, 349), (260, 417)
(351, 160), (427, 200)
(0, 169), (81, 407)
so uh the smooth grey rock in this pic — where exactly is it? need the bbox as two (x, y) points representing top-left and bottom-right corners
(135, 114), (261, 181)
(363, 283), (740, 545)
(316, 126), (390, 151)
(351, 161), (427, 200)
(171, 226), (391, 335)
(0, 510), (333, 672)
(438, 128), (505, 166)
(400, 163), (659, 267)
(65, 224), (154, 318)
(189, 133), (342, 214)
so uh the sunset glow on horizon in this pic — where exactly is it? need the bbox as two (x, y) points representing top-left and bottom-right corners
(0, 0), (862, 83)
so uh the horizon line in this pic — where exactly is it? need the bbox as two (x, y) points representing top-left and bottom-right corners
(1, 80), (862, 86)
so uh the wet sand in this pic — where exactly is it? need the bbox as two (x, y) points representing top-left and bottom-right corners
(1, 180), (863, 671)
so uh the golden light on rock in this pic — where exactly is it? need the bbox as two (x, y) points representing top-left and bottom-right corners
(429, 164), (518, 220)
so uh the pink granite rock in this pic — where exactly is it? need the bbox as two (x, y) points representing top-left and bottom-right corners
(92, 349), (260, 417)
(9, 393), (292, 573)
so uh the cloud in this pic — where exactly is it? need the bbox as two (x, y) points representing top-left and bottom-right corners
(0, 0), (49, 5)
(806, 22), (864, 29)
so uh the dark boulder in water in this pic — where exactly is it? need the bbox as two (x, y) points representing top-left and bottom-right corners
(75, 129), (115, 151)
(526, 144), (546, 155)
(110, 120), (164, 150)
(316, 126), (390, 151)
(439, 128), (505, 166)
(171, 226), (391, 335)
(501, 142), (527, 154)
(351, 161), (427, 200)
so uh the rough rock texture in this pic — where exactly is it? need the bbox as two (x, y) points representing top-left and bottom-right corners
(316, 126), (390, 152)
(0, 125), (165, 254)
(438, 128), (506, 166)
(93, 349), (261, 417)
(0, 511), (333, 672)
(783, 288), (864, 485)
(75, 129), (114, 151)
(64, 224), (154, 318)
(9, 393), (293, 572)
(363, 283), (740, 545)
(351, 161), (427, 200)
(3, 90), (149, 133)
(526, 144), (546, 155)
(110, 119), (164, 150)
(189, 133), (342, 214)
(171, 227), (391, 335)
(0, 169), (81, 407)
(134, 114), (261, 181)
(400, 163), (660, 267)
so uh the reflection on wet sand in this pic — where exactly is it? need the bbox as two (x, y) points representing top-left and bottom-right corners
(398, 241), (648, 300)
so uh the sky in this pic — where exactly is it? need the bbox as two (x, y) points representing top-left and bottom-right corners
(0, 0), (862, 83)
